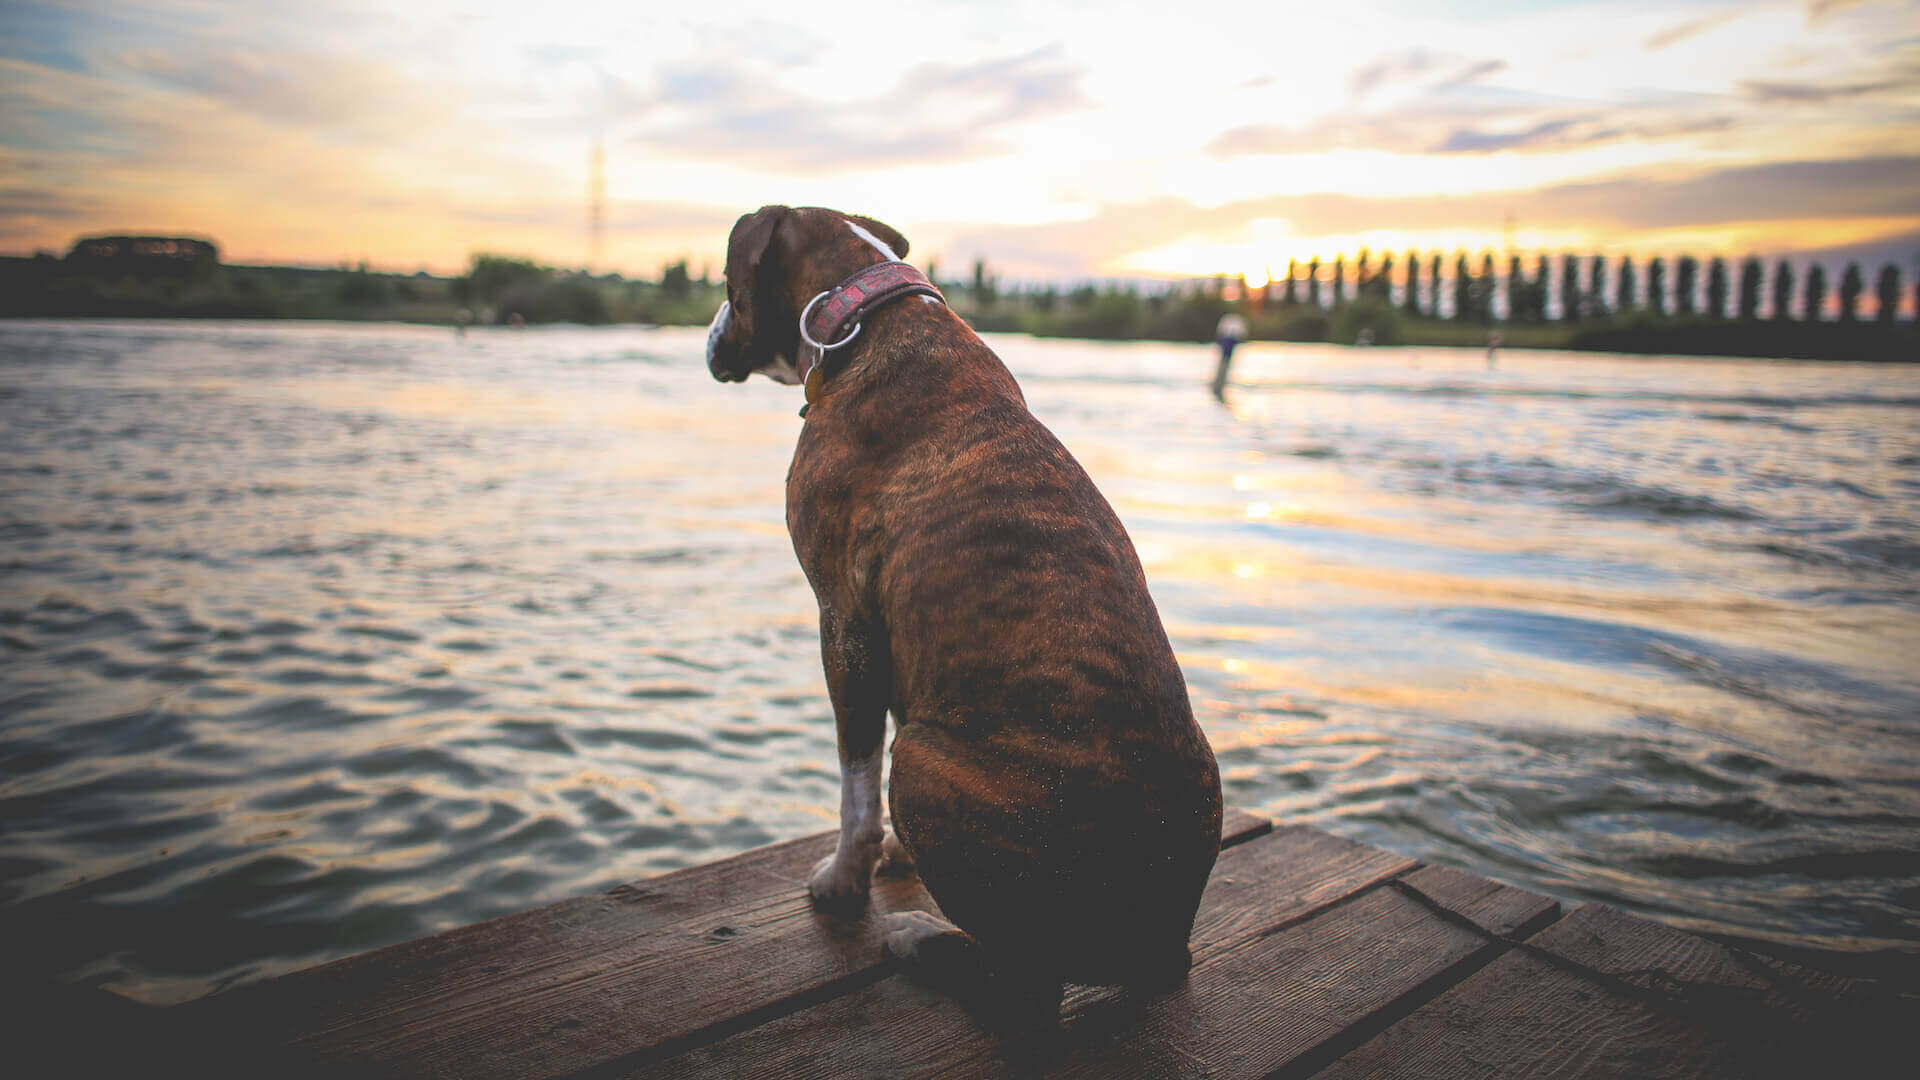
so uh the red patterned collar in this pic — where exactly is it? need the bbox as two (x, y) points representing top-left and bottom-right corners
(797, 261), (944, 405)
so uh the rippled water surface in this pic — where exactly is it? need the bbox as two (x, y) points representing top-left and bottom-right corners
(3, 319), (1917, 1003)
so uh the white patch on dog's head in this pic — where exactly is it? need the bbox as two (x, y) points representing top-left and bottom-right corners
(846, 220), (899, 261)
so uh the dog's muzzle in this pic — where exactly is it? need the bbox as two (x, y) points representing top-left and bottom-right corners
(706, 301), (747, 382)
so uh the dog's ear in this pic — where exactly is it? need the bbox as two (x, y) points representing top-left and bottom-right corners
(848, 214), (909, 260)
(725, 205), (790, 337)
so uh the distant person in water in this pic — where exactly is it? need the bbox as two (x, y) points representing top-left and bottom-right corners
(1212, 311), (1249, 399)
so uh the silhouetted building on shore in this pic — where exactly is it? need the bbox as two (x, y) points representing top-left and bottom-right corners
(65, 235), (219, 280)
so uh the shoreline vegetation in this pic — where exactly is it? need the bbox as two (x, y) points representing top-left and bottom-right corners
(2, 235), (1914, 361)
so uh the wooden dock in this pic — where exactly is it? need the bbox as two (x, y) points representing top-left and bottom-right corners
(173, 810), (1905, 1078)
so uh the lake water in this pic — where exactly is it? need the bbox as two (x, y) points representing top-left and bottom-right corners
(2, 318), (1917, 1005)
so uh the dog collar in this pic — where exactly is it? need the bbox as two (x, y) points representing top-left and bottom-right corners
(796, 261), (944, 408)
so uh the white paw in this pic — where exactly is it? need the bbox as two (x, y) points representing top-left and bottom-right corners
(808, 852), (872, 909)
(882, 909), (959, 963)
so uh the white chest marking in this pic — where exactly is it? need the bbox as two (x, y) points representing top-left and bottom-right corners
(759, 353), (800, 385)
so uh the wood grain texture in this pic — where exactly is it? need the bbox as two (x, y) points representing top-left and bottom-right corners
(629, 825), (1441, 1079)
(1027, 859), (1557, 1080)
(191, 810), (1270, 1078)
(1319, 902), (1914, 1080)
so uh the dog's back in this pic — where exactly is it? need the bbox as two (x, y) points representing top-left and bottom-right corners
(789, 299), (1223, 984)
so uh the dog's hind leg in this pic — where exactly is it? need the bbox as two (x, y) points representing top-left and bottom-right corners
(875, 826), (915, 877)
(808, 610), (891, 911)
(881, 910), (974, 970)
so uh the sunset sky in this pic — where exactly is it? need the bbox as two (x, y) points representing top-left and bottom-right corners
(3, 0), (1917, 281)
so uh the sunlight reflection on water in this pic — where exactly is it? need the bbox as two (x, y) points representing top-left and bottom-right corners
(1, 318), (1917, 1003)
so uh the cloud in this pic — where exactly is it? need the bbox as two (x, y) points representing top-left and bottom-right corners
(1783, 225), (1920, 267)
(1738, 76), (1915, 104)
(1807, 0), (1873, 19)
(1215, 42), (1739, 160)
(1435, 59), (1508, 91)
(1533, 155), (1920, 230)
(1433, 112), (1736, 153)
(1347, 50), (1506, 99)
(0, 185), (85, 219)
(1211, 94), (1736, 158)
(115, 45), (416, 130)
(1644, 11), (1738, 51)
(638, 45), (1090, 172)
(1347, 50), (1451, 98)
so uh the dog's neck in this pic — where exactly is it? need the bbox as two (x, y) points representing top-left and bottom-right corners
(779, 222), (901, 321)
(789, 222), (944, 407)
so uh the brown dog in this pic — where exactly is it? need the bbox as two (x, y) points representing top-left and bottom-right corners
(706, 205), (1222, 1023)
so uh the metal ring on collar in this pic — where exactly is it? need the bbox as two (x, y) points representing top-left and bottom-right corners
(798, 291), (862, 353)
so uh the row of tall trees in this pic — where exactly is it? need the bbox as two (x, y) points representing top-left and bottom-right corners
(1260, 251), (1914, 324)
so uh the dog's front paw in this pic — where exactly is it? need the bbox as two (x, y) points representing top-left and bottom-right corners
(808, 853), (873, 912)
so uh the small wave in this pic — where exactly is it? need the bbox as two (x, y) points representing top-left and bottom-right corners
(1642, 796), (1794, 830)
(586, 547), (710, 565)
(1832, 535), (1920, 570)
(246, 780), (362, 812)
(376, 684), (480, 709)
(345, 746), (491, 786)
(1639, 846), (1920, 881)
(625, 682), (712, 700)
(339, 623), (422, 643)
(579, 726), (708, 753)
(486, 719), (575, 756)
(266, 667), (377, 688)
(651, 651), (724, 673)
(1617, 746), (1748, 793)
(1696, 411), (1816, 434)
(437, 638), (495, 653)
(233, 694), (380, 729)
(1575, 487), (1756, 521)
(20, 604), (149, 638)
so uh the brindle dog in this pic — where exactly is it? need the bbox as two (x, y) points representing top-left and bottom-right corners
(706, 205), (1222, 1026)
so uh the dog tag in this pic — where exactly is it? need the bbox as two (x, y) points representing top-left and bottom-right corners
(804, 365), (823, 407)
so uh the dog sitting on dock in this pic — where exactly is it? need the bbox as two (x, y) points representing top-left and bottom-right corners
(706, 205), (1223, 1026)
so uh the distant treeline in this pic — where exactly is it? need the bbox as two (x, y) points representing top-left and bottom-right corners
(447, 254), (721, 326)
(3, 234), (1913, 360)
(0, 236), (721, 327)
(940, 250), (1918, 361)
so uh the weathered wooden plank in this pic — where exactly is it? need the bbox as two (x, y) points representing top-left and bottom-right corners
(1318, 902), (1907, 1080)
(1028, 862), (1559, 1080)
(629, 825), (1435, 1079)
(195, 809), (1271, 1077)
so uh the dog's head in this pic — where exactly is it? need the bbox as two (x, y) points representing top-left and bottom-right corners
(706, 205), (911, 384)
